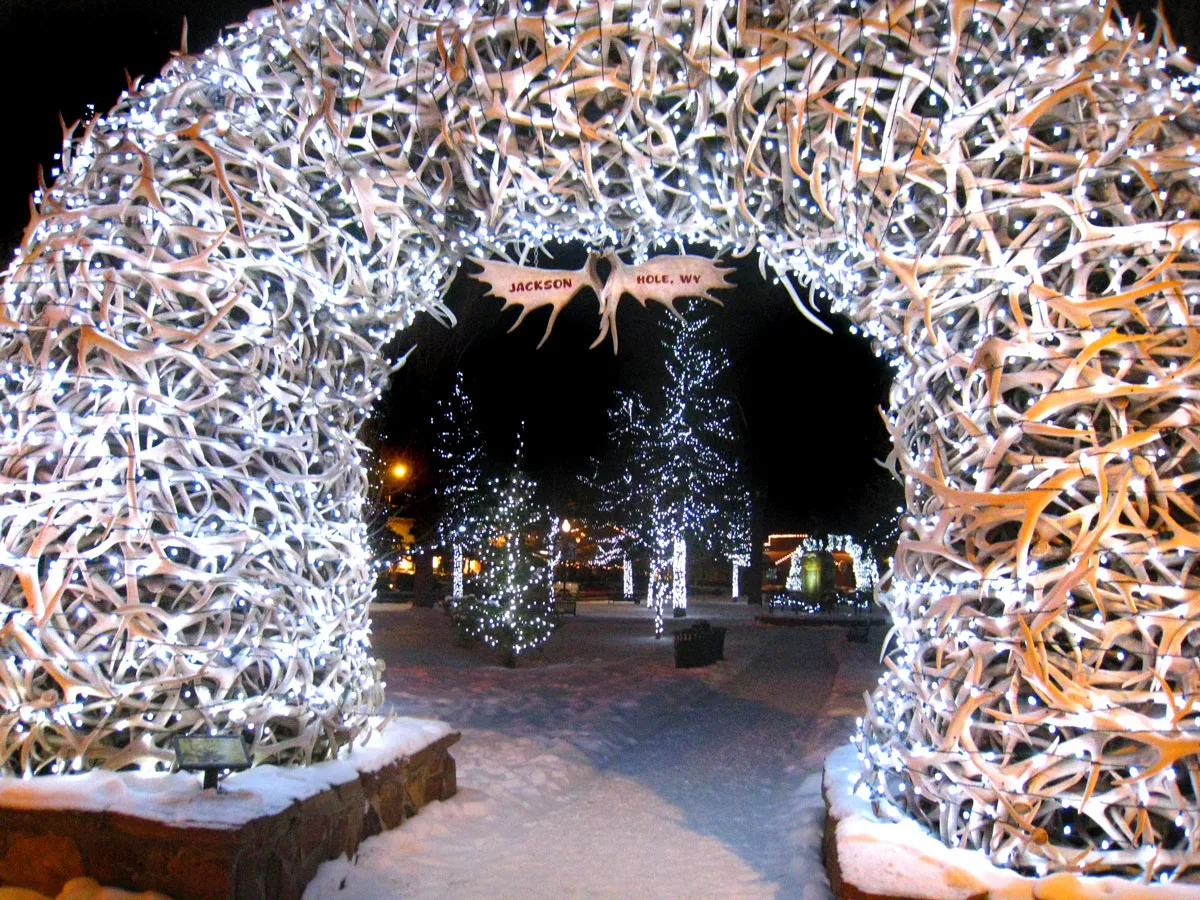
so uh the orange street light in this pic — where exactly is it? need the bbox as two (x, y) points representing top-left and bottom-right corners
(392, 462), (409, 480)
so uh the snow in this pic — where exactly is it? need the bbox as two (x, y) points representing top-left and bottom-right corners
(10, 598), (1190, 899)
(824, 744), (1200, 900)
(0, 717), (452, 829)
(306, 599), (885, 898)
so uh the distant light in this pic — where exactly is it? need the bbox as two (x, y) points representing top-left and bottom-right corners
(561, 519), (572, 533)
(392, 462), (409, 479)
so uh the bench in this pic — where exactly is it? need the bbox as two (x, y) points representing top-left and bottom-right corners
(760, 591), (881, 643)
(553, 597), (577, 617)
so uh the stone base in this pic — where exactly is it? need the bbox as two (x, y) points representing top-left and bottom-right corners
(0, 732), (459, 900)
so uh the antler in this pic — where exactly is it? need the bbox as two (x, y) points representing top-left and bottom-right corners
(474, 252), (735, 351)
(595, 253), (735, 352)
(470, 256), (603, 348)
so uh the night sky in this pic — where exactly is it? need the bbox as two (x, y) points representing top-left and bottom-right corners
(373, 251), (898, 535)
(0, 0), (1195, 535)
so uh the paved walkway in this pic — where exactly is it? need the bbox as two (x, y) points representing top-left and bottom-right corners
(304, 599), (885, 900)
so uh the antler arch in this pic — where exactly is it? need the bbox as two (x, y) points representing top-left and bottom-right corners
(1, 0), (1199, 881)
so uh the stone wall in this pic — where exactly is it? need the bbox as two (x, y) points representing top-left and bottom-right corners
(0, 733), (458, 900)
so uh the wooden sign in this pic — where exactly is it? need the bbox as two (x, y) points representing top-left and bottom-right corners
(470, 253), (733, 350)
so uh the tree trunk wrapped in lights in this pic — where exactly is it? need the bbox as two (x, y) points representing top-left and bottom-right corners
(0, 0), (1197, 883)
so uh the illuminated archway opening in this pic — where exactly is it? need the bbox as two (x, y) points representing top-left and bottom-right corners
(1, 0), (1198, 881)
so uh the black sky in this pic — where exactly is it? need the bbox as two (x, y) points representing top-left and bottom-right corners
(0, 0), (1193, 535)
(374, 252), (898, 535)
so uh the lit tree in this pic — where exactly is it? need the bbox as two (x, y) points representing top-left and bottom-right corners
(432, 372), (485, 597)
(588, 305), (750, 632)
(588, 390), (675, 632)
(632, 513), (676, 636)
(452, 461), (554, 666)
(591, 390), (660, 570)
(654, 301), (749, 617)
(722, 476), (753, 598)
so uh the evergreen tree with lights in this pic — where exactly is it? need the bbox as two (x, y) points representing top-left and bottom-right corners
(433, 372), (485, 597)
(452, 455), (553, 666)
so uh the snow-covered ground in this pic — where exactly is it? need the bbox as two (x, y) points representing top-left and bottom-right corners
(304, 598), (885, 899)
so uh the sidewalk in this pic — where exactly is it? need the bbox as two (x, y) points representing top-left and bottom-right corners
(304, 601), (885, 898)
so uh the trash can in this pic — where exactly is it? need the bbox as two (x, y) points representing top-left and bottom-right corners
(673, 628), (709, 668)
(673, 621), (723, 667)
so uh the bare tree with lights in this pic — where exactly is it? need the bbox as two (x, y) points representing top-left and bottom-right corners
(655, 303), (750, 617)
(588, 389), (680, 633)
(590, 308), (750, 631)
(432, 371), (485, 597)
(588, 390), (660, 596)
(723, 485), (753, 600)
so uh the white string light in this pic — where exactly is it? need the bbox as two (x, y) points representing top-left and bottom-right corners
(451, 467), (553, 662)
(0, 0), (1196, 882)
(434, 372), (483, 599)
(451, 544), (464, 598)
(784, 534), (877, 594)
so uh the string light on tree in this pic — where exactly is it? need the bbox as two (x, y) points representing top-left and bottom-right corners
(451, 543), (464, 597)
(589, 303), (750, 622)
(433, 372), (484, 599)
(587, 391), (660, 608)
(671, 537), (687, 614)
(547, 516), (563, 605)
(654, 301), (750, 617)
(649, 527), (673, 638)
(726, 503), (753, 600)
(730, 553), (750, 599)
(0, 0), (1195, 883)
(452, 462), (554, 666)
